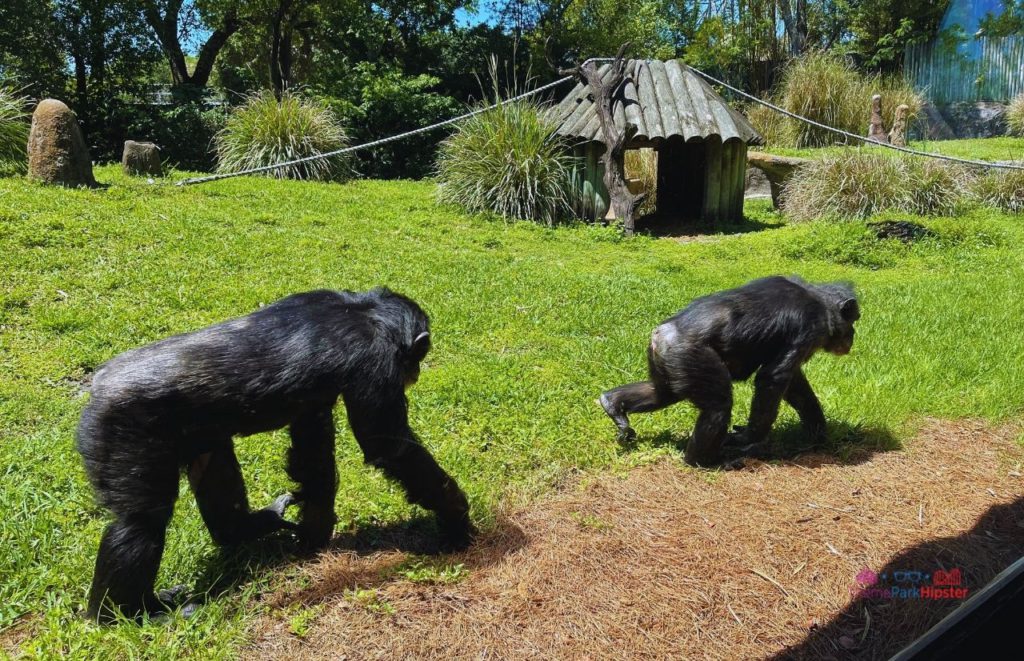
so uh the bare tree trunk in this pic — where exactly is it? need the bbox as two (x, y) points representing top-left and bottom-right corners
(566, 44), (644, 235)
(140, 0), (240, 92)
(778, 0), (807, 55)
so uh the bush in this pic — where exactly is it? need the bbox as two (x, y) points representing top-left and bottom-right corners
(319, 65), (462, 180)
(624, 148), (658, 216)
(214, 90), (350, 181)
(1007, 93), (1024, 137)
(107, 101), (226, 171)
(749, 52), (923, 148)
(0, 88), (29, 175)
(971, 170), (1024, 214)
(435, 98), (576, 223)
(783, 152), (971, 221)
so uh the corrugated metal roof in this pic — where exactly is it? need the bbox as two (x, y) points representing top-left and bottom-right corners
(551, 59), (763, 145)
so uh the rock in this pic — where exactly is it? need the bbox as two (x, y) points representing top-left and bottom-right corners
(919, 102), (956, 140)
(746, 151), (810, 208)
(27, 99), (96, 187)
(745, 165), (771, 198)
(867, 94), (889, 144)
(122, 140), (162, 176)
(937, 102), (1007, 138)
(869, 220), (936, 243)
(888, 104), (909, 147)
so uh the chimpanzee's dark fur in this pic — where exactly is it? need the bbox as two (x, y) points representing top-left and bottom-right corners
(77, 288), (474, 622)
(600, 276), (860, 467)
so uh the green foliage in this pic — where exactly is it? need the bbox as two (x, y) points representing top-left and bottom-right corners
(783, 152), (971, 221)
(1007, 93), (1024, 137)
(4, 162), (1024, 655)
(550, 0), (679, 60)
(751, 52), (924, 148)
(392, 558), (469, 584)
(319, 64), (462, 180)
(107, 102), (227, 171)
(0, 88), (29, 175)
(435, 95), (576, 224)
(215, 90), (350, 181)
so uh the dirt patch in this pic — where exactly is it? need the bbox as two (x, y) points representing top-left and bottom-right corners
(250, 419), (1024, 660)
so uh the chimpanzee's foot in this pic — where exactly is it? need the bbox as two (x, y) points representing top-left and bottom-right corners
(149, 586), (201, 621)
(438, 514), (477, 552)
(724, 425), (748, 447)
(599, 394), (636, 442)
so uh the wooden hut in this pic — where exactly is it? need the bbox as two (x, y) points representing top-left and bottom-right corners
(551, 59), (763, 224)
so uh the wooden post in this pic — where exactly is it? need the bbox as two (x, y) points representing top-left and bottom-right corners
(566, 44), (644, 235)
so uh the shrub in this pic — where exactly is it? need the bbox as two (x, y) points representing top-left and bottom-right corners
(750, 52), (924, 148)
(783, 152), (971, 221)
(435, 97), (576, 223)
(1007, 93), (1024, 137)
(0, 88), (30, 175)
(106, 101), (227, 171)
(319, 65), (462, 180)
(971, 170), (1024, 214)
(214, 90), (350, 181)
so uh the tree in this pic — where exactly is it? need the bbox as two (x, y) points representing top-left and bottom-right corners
(136, 0), (243, 93)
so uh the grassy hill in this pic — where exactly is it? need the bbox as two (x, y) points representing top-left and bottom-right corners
(2, 166), (1023, 656)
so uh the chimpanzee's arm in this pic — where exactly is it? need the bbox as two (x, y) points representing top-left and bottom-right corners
(343, 388), (474, 548)
(745, 348), (806, 445)
(783, 370), (827, 444)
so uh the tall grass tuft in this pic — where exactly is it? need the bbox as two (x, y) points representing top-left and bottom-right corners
(0, 88), (30, 175)
(783, 152), (971, 221)
(214, 89), (350, 181)
(971, 170), (1024, 214)
(749, 52), (923, 148)
(435, 96), (575, 224)
(1007, 93), (1024, 137)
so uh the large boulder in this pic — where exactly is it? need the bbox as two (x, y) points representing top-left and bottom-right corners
(746, 151), (810, 208)
(867, 94), (889, 144)
(122, 140), (162, 176)
(27, 99), (96, 187)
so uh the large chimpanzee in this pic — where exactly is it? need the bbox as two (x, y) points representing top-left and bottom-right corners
(77, 288), (475, 622)
(600, 276), (860, 467)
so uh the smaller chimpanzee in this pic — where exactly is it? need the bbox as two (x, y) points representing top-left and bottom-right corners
(77, 288), (475, 623)
(600, 276), (860, 467)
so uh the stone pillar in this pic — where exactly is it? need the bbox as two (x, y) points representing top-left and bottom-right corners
(27, 99), (96, 187)
(888, 104), (909, 147)
(867, 94), (889, 144)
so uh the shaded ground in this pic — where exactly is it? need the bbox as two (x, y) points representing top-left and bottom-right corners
(250, 419), (1024, 660)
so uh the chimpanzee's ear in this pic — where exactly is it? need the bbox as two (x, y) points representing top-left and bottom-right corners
(410, 331), (431, 362)
(840, 298), (860, 322)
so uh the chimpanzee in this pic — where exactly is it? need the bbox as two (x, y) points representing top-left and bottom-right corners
(77, 288), (475, 623)
(600, 276), (860, 467)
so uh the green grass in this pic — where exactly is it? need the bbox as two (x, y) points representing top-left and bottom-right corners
(768, 136), (1024, 162)
(2, 164), (1024, 656)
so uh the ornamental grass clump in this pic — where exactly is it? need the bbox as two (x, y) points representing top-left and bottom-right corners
(1006, 93), (1024, 137)
(783, 152), (971, 221)
(0, 88), (29, 175)
(435, 97), (576, 224)
(215, 89), (350, 181)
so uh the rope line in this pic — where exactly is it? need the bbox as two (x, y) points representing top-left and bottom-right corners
(176, 75), (575, 186)
(688, 66), (1024, 171)
(178, 58), (1023, 186)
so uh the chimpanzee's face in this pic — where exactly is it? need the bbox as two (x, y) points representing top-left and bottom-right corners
(825, 325), (855, 355)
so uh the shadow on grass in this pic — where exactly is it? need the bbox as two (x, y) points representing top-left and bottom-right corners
(619, 418), (900, 468)
(635, 211), (785, 238)
(770, 496), (1024, 659)
(267, 514), (529, 609)
(187, 514), (528, 610)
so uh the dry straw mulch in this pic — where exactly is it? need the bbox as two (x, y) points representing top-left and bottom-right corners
(251, 419), (1024, 660)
